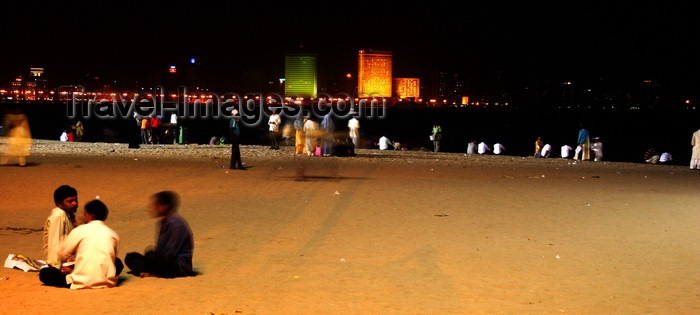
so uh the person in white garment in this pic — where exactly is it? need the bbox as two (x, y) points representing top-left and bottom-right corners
(478, 141), (491, 154)
(561, 144), (573, 158)
(540, 144), (552, 158)
(659, 152), (673, 164)
(493, 143), (505, 155)
(40, 200), (121, 289)
(348, 115), (360, 148)
(691, 129), (700, 170)
(592, 137), (603, 162)
(378, 135), (393, 150)
(268, 109), (282, 149)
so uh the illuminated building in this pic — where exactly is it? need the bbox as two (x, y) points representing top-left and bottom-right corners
(358, 50), (392, 98)
(9, 68), (49, 100)
(284, 53), (317, 98)
(393, 78), (420, 99)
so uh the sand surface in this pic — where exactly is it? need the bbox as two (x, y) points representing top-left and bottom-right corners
(1, 140), (698, 314)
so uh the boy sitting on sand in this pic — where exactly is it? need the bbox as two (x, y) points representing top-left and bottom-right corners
(43, 185), (78, 269)
(40, 199), (122, 289)
(125, 191), (195, 278)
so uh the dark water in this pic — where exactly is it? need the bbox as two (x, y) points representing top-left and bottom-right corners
(2, 101), (696, 166)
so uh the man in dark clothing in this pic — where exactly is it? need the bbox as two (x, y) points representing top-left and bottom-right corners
(229, 109), (244, 170)
(125, 191), (194, 278)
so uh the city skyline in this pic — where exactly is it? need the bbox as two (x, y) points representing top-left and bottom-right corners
(2, 3), (696, 102)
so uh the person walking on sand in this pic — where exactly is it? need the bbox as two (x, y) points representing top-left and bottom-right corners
(691, 128), (700, 169)
(0, 108), (32, 166)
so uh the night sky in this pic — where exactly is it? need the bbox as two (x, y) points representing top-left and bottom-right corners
(3, 2), (697, 93)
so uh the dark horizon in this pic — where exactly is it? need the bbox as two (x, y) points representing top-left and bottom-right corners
(2, 3), (697, 99)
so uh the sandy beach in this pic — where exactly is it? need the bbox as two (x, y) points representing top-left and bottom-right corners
(1, 139), (698, 314)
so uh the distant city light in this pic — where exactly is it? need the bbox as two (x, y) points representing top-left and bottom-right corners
(190, 58), (196, 64)
(169, 66), (177, 73)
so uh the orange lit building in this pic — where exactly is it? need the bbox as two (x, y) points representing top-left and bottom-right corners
(357, 50), (392, 98)
(393, 78), (420, 99)
(9, 68), (49, 100)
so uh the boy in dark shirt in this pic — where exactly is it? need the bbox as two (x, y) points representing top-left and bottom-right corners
(125, 191), (194, 278)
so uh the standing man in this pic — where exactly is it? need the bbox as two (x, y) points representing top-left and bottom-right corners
(432, 123), (442, 152)
(576, 124), (590, 160)
(348, 115), (360, 149)
(303, 116), (319, 156)
(43, 185), (78, 269)
(691, 128), (700, 169)
(320, 113), (335, 156)
(229, 109), (244, 170)
(125, 191), (194, 278)
(268, 109), (281, 149)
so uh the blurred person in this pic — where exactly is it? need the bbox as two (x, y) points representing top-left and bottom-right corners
(150, 114), (162, 144)
(320, 113), (335, 156)
(294, 113), (306, 155)
(125, 191), (194, 278)
(43, 185), (78, 268)
(1, 108), (32, 166)
(493, 143), (505, 155)
(534, 136), (544, 157)
(644, 147), (661, 164)
(691, 128), (700, 170)
(140, 116), (150, 144)
(59, 130), (69, 142)
(539, 143), (552, 158)
(303, 116), (319, 156)
(378, 135), (393, 150)
(431, 123), (442, 152)
(348, 115), (360, 148)
(478, 141), (491, 154)
(467, 140), (477, 154)
(74, 120), (84, 142)
(561, 144), (573, 159)
(40, 199), (121, 289)
(659, 152), (673, 164)
(268, 109), (281, 149)
(128, 112), (141, 149)
(592, 137), (603, 161)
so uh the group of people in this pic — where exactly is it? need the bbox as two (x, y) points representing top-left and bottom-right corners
(59, 120), (83, 142)
(529, 126), (604, 161)
(40, 185), (194, 290)
(466, 140), (505, 155)
(288, 111), (355, 157)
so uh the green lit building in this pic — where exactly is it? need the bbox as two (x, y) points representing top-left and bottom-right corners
(284, 53), (317, 98)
